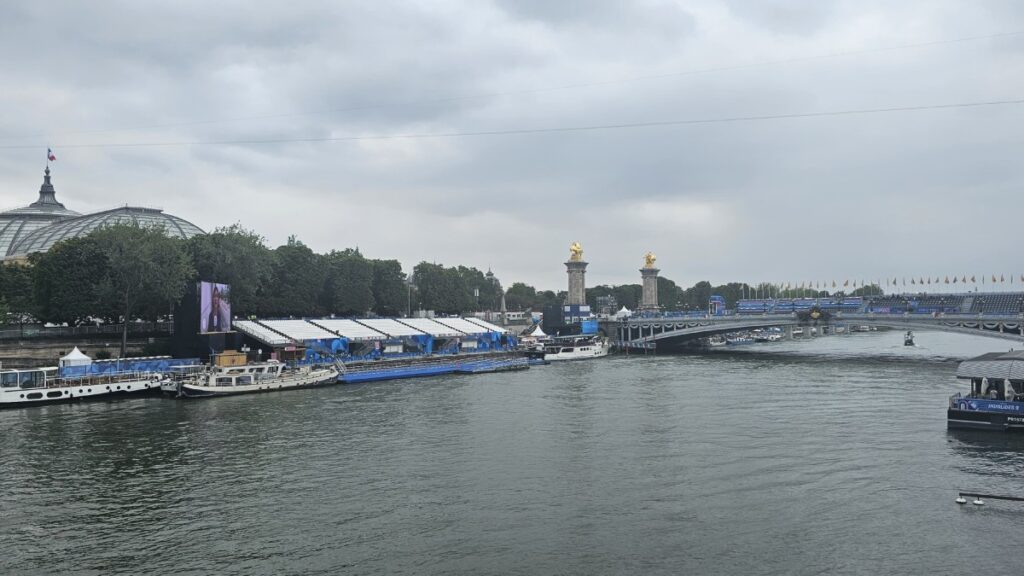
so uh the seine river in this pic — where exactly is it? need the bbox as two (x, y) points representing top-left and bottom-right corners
(3, 331), (1023, 575)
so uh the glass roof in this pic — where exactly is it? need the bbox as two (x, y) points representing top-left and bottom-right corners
(8, 206), (204, 257)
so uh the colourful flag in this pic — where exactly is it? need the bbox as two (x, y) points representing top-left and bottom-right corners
(47, 148), (56, 162)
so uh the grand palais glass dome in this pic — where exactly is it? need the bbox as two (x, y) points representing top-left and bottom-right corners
(1, 167), (204, 259)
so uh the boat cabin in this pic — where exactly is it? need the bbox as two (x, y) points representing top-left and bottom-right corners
(208, 361), (285, 387)
(956, 351), (1024, 402)
(0, 367), (58, 390)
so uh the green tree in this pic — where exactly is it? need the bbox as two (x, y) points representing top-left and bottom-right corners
(371, 259), (407, 316)
(187, 224), (273, 316)
(262, 237), (326, 317)
(851, 284), (883, 297)
(90, 223), (196, 356)
(505, 282), (537, 311)
(656, 276), (682, 310)
(30, 237), (111, 325)
(322, 249), (375, 316)
(0, 262), (36, 321)
(413, 262), (473, 314)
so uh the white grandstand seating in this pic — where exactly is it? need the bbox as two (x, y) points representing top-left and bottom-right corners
(464, 317), (509, 334)
(399, 318), (462, 337)
(260, 319), (338, 341)
(358, 318), (425, 337)
(432, 317), (493, 335)
(232, 320), (293, 346)
(311, 319), (387, 341)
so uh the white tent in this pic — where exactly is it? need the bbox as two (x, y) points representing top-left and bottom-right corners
(614, 306), (633, 319)
(529, 325), (547, 337)
(59, 346), (92, 368)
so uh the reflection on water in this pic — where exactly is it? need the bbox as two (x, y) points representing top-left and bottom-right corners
(2, 330), (1023, 575)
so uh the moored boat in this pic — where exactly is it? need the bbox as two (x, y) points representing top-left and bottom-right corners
(948, 350), (1024, 431)
(1, 366), (165, 408)
(532, 335), (609, 362)
(166, 358), (339, 398)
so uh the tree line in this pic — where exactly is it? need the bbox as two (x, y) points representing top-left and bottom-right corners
(0, 222), (886, 340)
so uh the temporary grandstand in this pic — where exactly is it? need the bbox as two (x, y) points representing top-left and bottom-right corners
(231, 316), (516, 362)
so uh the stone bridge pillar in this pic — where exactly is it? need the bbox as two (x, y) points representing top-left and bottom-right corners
(565, 260), (588, 305)
(640, 267), (660, 311)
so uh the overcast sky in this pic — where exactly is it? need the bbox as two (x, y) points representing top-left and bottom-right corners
(1, 1), (1023, 291)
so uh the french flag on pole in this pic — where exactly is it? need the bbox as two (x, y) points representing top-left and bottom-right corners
(47, 148), (56, 162)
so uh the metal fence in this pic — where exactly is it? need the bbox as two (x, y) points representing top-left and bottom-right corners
(0, 322), (172, 340)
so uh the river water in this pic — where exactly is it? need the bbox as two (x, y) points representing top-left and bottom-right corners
(3, 331), (1023, 575)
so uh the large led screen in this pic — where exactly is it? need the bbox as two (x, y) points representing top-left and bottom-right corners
(199, 281), (231, 334)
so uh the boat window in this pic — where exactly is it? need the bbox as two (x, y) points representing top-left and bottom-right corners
(19, 371), (45, 389)
(255, 367), (266, 374)
(216, 377), (234, 387)
(237, 376), (252, 386)
(26, 392), (42, 400)
(46, 391), (63, 398)
(1, 372), (19, 388)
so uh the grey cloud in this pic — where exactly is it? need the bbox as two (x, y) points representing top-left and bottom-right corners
(0, 0), (1020, 291)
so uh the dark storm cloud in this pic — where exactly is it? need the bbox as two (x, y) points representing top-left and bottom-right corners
(0, 1), (1022, 291)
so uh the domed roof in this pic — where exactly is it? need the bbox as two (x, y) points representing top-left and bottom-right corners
(8, 205), (205, 258)
(0, 167), (80, 257)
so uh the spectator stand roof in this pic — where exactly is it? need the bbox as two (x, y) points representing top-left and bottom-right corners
(233, 320), (293, 346)
(310, 319), (387, 341)
(398, 318), (464, 338)
(260, 320), (337, 341)
(357, 318), (426, 338)
(464, 317), (510, 334)
(431, 317), (493, 336)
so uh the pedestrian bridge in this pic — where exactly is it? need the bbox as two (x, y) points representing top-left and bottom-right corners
(605, 312), (1024, 350)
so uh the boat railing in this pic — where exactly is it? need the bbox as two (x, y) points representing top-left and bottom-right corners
(50, 370), (162, 389)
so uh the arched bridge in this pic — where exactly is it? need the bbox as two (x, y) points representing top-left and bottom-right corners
(604, 312), (1024, 350)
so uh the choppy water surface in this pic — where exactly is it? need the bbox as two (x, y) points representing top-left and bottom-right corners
(3, 331), (1024, 575)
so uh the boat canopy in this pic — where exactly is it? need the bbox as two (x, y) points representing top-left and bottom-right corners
(956, 350), (1024, 380)
(59, 346), (92, 368)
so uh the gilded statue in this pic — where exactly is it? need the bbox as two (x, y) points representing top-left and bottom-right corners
(644, 251), (657, 268)
(569, 241), (583, 262)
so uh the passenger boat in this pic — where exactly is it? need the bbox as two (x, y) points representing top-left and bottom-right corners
(527, 336), (609, 362)
(707, 336), (727, 347)
(1, 366), (165, 408)
(904, 331), (915, 346)
(164, 358), (339, 398)
(948, 351), (1024, 431)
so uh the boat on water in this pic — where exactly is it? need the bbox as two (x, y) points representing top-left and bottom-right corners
(707, 336), (727, 347)
(162, 351), (339, 398)
(948, 350), (1024, 431)
(1, 366), (165, 408)
(904, 331), (915, 346)
(526, 335), (609, 362)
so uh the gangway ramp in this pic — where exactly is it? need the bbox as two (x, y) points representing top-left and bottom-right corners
(432, 317), (495, 336)
(232, 320), (293, 346)
(311, 319), (387, 341)
(399, 318), (462, 338)
(357, 318), (425, 338)
(260, 320), (337, 341)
